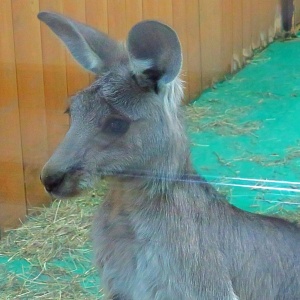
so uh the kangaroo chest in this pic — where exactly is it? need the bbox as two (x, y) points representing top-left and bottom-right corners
(92, 203), (171, 299)
(92, 189), (205, 299)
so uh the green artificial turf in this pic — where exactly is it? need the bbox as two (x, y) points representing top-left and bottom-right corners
(189, 38), (300, 214)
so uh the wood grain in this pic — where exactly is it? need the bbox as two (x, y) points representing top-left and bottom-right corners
(0, 0), (282, 231)
(0, 0), (27, 231)
(11, 0), (49, 210)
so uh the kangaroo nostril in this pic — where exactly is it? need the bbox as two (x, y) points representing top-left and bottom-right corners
(42, 172), (66, 193)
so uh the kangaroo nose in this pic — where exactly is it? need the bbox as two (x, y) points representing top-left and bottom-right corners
(40, 171), (66, 193)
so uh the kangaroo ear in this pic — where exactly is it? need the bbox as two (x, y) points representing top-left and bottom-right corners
(38, 11), (122, 74)
(127, 20), (182, 88)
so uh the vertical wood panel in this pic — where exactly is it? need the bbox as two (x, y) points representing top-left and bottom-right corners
(251, 0), (261, 49)
(186, 0), (202, 100)
(0, 0), (26, 231)
(242, 0), (253, 59)
(259, 1), (269, 47)
(222, 0), (233, 74)
(11, 0), (49, 209)
(232, 0), (243, 71)
(108, 0), (127, 40)
(272, 0), (280, 39)
(173, 0), (189, 100)
(199, 0), (223, 89)
(125, 0), (143, 30)
(39, 0), (69, 155)
(158, 0), (173, 26)
(142, 0), (159, 19)
(266, 0), (276, 43)
(85, 0), (108, 33)
(274, 0), (283, 34)
(295, 0), (300, 24)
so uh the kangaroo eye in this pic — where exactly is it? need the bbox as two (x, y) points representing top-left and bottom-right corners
(102, 116), (130, 135)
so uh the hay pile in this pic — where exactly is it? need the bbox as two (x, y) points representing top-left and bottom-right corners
(0, 184), (107, 300)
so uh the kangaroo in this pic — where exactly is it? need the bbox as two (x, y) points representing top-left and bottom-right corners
(39, 11), (300, 300)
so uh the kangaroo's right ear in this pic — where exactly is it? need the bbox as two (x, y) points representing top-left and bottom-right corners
(127, 20), (182, 88)
(38, 11), (122, 74)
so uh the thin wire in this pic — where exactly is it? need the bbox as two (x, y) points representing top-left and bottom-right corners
(202, 175), (300, 186)
(212, 182), (300, 193)
(107, 171), (300, 194)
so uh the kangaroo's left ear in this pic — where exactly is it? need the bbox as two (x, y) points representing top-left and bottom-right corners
(38, 11), (123, 74)
(127, 20), (182, 88)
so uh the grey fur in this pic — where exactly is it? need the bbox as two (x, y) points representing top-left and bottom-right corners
(39, 11), (300, 300)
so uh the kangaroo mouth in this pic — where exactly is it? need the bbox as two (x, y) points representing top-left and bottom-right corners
(41, 165), (88, 199)
(45, 176), (83, 199)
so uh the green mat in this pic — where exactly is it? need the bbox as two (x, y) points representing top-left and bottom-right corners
(189, 38), (300, 214)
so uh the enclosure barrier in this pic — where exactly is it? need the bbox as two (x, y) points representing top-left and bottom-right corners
(0, 0), (295, 232)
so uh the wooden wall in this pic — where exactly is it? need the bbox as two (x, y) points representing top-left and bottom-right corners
(0, 0), (282, 232)
(295, 0), (300, 25)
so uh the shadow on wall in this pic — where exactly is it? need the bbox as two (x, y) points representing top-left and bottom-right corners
(281, 0), (295, 31)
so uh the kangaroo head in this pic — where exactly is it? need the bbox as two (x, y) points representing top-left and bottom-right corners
(39, 11), (184, 198)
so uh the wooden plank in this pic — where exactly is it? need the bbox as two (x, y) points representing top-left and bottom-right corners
(271, 0), (281, 37)
(221, 0), (233, 74)
(274, 0), (283, 34)
(0, 0), (27, 231)
(275, 0), (282, 37)
(251, 0), (261, 49)
(172, 0), (189, 101)
(39, 0), (69, 156)
(265, 0), (276, 44)
(186, 0), (202, 101)
(199, 0), (223, 89)
(266, 0), (277, 41)
(259, 1), (269, 47)
(158, 0), (173, 26)
(295, 0), (300, 25)
(63, 0), (90, 96)
(85, 0), (108, 33)
(11, 0), (49, 209)
(125, 0), (143, 30)
(232, 0), (243, 71)
(142, 0), (159, 19)
(242, 0), (253, 59)
(107, 0), (127, 40)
